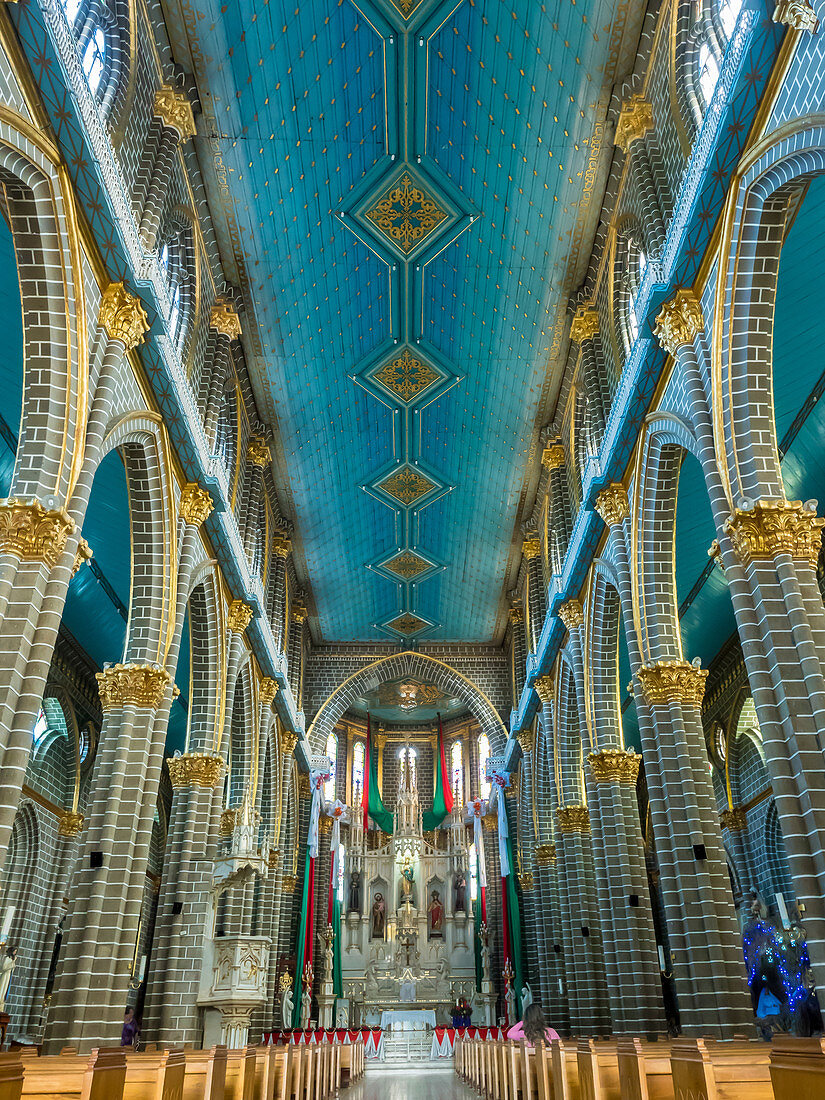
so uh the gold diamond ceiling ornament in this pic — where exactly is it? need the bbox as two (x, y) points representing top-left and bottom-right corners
(379, 465), (436, 506)
(384, 550), (431, 579)
(388, 613), (429, 636)
(374, 348), (440, 403)
(366, 172), (447, 255)
(391, 0), (424, 17)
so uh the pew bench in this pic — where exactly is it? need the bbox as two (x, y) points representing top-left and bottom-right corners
(20, 1047), (127, 1100)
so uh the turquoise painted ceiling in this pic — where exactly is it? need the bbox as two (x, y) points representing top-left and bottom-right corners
(189, 0), (628, 642)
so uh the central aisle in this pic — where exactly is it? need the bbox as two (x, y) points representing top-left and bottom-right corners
(346, 1065), (474, 1098)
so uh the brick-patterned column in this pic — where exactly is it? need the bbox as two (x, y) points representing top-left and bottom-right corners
(270, 535), (291, 651)
(543, 442), (572, 572)
(595, 484), (751, 1035)
(288, 603), (306, 708)
(522, 539), (546, 652)
(242, 438), (271, 572)
(720, 807), (755, 902)
(614, 96), (666, 257)
(202, 302), (242, 448)
(509, 606), (527, 703)
(514, 731), (540, 997)
(139, 86), (197, 251)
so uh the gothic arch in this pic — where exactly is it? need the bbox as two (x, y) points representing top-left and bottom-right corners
(306, 651), (508, 754)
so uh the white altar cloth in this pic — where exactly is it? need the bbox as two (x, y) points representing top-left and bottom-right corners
(379, 1009), (436, 1032)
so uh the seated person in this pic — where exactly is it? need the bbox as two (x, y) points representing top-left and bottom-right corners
(507, 1002), (560, 1046)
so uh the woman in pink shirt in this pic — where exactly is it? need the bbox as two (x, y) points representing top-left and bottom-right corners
(507, 1003), (560, 1046)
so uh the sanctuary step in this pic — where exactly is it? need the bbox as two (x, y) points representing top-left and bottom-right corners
(379, 1031), (434, 1064)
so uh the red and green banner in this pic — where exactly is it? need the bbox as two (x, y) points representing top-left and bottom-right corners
(423, 713), (454, 830)
(292, 844), (315, 1027)
(363, 713), (393, 834)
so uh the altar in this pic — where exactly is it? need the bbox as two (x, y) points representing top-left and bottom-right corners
(379, 1008), (436, 1032)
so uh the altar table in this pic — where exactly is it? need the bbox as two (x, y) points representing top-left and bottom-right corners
(379, 1009), (436, 1032)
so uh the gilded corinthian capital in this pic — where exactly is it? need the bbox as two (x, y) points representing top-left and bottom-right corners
(637, 661), (707, 708)
(516, 728), (534, 754)
(210, 300), (242, 341)
(522, 537), (541, 560)
(153, 85), (197, 141)
(99, 282), (149, 350)
(720, 806), (748, 832)
(281, 731), (298, 756)
(168, 752), (224, 789)
(272, 533), (292, 558)
(541, 443), (565, 471)
(227, 599), (254, 634)
(724, 498), (825, 570)
(557, 805), (590, 833)
(594, 484), (629, 527)
(588, 748), (640, 784)
(570, 308), (599, 344)
(772, 0), (819, 31)
(58, 811), (84, 838)
(260, 677), (278, 707)
(72, 537), (92, 576)
(534, 842), (556, 866)
(0, 499), (75, 569)
(654, 289), (704, 356)
(558, 599), (583, 630)
(247, 437), (271, 467)
(96, 663), (171, 710)
(179, 483), (214, 527)
(614, 95), (654, 154)
(534, 675), (554, 704)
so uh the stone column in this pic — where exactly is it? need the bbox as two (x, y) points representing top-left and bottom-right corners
(614, 96), (666, 257)
(570, 309), (608, 443)
(202, 302), (242, 448)
(509, 606), (527, 703)
(139, 86), (197, 251)
(720, 807), (755, 901)
(287, 603), (306, 708)
(596, 482), (751, 1035)
(270, 534), (291, 651)
(242, 438), (271, 574)
(515, 731), (540, 998)
(542, 442), (573, 571)
(522, 539), (546, 652)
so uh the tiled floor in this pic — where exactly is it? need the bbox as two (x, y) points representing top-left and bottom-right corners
(346, 1065), (475, 1098)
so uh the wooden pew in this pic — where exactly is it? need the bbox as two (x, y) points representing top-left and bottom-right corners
(124, 1049), (186, 1100)
(578, 1039), (621, 1100)
(182, 1045), (227, 1100)
(252, 1044), (282, 1100)
(552, 1038), (581, 1100)
(616, 1038), (673, 1100)
(21, 1047), (127, 1100)
(223, 1047), (256, 1100)
(0, 1053), (23, 1100)
(669, 1038), (772, 1100)
(520, 1040), (553, 1100)
(769, 1035), (825, 1100)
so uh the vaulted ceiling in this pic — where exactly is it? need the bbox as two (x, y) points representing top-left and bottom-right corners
(167, 0), (646, 643)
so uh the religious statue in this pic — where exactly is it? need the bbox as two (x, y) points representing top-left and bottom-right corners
(280, 973), (294, 1031)
(400, 864), (415, 906)
(371, 892), (386, 940)
(318, 926), (334, 984)
(301, 985), (312, 1030)
(504, 960), (516, 1025)
(427, 889), (444, 937)
(348, 870), (361, 913)
(454, 871), (466, 912)
(0, 947), (17, 1013)
(335, 1001), (348, 1028)
(521, 983), (533, 1016)
(479, 924), (492, 983)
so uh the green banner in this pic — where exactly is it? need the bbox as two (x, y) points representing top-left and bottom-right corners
(291, 844), (313, 1028)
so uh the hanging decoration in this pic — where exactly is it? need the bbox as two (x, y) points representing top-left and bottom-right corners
(363, 713), (393, 834)
(487, 758), (524, 1025)
(423, 713), (454, 830)
(292, 756), (331, 1028)
(327, 798), (349, 998)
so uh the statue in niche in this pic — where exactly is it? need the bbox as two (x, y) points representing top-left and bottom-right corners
(348, 870), (362, 913)
(280, 977), (294, 1031)
(428, 890), (444, 937)
(400, 863), (415, 907)
(0, 946), (17, 1012)
(371, 892), (386, 940)
(454, 871), (466, 912)
(301, 984), (312, 1030)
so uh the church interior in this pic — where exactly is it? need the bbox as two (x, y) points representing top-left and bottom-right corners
(0, 0), (824, 1096)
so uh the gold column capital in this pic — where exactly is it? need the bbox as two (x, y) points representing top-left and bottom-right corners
(724, 498), (825, 570)
(541, 443), (566, 472)
(588, 748), (640, 784)
(282, 731), (298, 756)
(168, 752), (224, 788)
(153, 84), (197, 141)
(260, 678), (279, 707)
(534, 675), (554, 704)
(518, 871), (534, 891)
(772, 0), (819, 31)
(558, 599), (584, 630)
(522, 537), (541, 560)
(720, 806), (748, 832)
(614, 95), (654, 153)
(179, 483), (214, 527)
(99, 282), (149, 350)
(0, 500), (76, 569)
(209, 300), (242, 341)
(482, 811), (497, 831)
(227, 599), (254, 634)
(272, 533), (292, 558)
(637, 661), (708, 708)
(292, 603), (308, 624)
(654, 289), (704, 356)
(72, 537), (92, 576)
(247, 437), (271, 467)
(594, 483), (629, 527)
(570, 308), (599, 344)
(534, 842), (556, 866)
(281, 874), (298, 893)
(58, 811), (84, 838)
(516, 728), (534, 754)
(219, 807), (237, 836)
(508, 605), (524, 625)
(96, 663), (171, 710)
(557, 804), (590, 833)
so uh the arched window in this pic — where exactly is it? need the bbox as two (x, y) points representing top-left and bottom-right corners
(698, 42), (720, 107)
(352, 741), (365, 803)
(61, 0), (125, 114)
(451, 739), (464, 805)
(159, 239), (183, 343)
(324, 733), (337, 802)
(32, 707), (49, 747)
(626, 244), (648, 348)
(399, 746), (417, 789)
(468, 842), (479, 902)
(82, 25), (107, 95)
(718, 0), (743, 39)
(478, 733), (491, 800)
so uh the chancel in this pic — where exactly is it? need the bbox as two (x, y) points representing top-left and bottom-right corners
(0, 0), (824, 1096)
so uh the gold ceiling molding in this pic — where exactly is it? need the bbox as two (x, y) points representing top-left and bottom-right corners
(58, 811), (84, 838)
(637, 661), (708, 708)
(516, 728), (534, 754)
(379, 466), (436, 506)
(723, 499), (825, 570)
(227, 600), (254, 634)
(534, 842), (556, 866)
(388, 613), (429, 636)
(72, 537), (93, 577)
(281, 731), (298, 756)
(179, 482), (214, 527)
(374, 348), (439, 403)
(260, 678), (278, 707)
(96, 663), (171, 710)
(570, 308), (599, 344)
(534, 675), (554, 704)
(653, 289), (704, 356)
(522, 537), (541, 560)
(588, 749), (640, 784)
(153, 84), (197, 141)
(541, 443), (565, 471)
(557, 805), (590, 833)
(558, 599), (584, 630)
(247, 437), (271, 467)
(365, 171), (447, 255)
(210, 300), (242, 341)
(772, 0), (819, 31)
(272, 533), (292, 558)
(614, 95), (654, 154)
(594, 483), (629, 527)
(384, 551), (431, 579)
(720, 806), (748, 832)
(168, 752), (224, 789)
(99, 282), (149, 350)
